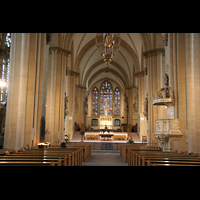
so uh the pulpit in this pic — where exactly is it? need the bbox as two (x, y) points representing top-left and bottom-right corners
(152, 84), (183, 151)
(154, 119), (183, 151)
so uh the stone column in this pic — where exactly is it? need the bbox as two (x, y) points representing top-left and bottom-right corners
(156, 49), (166, 120)
(65, 61), (79, 140)
(75, 85), (87, 126)
(47, 49), (57, 144)
(4, 33), (31, 149)
(46, 48), (69, 145)
(4, 33), (49, 149)
(185, 33), (200, 152)
(151, 50), (158, 145)
(146, 52), (152, 144)
(177, 33), (187, 152)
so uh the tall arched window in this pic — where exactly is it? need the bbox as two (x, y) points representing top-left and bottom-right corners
(100, 81), (112, 116)
(92, 87), (98, 116)
(114, 87), (120, 116)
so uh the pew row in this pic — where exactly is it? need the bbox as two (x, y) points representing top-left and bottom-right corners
(120, 144), (200, 166)
(0, 144), (91, 166)
(120, 144), (162, 163)
(51, 144), (91, 162)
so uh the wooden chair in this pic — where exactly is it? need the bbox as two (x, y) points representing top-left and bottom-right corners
(113, 135), (117, 140)
(142, 135), (147, 143)
(95, 135), (100, 140)
(86, 135), (91, 140)
(117, 135), (122, 140)
(91, 135), (95, 140)
(122, 135), (126, 140)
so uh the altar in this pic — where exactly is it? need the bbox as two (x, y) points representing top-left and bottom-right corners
(99, 133), (114, 141)
(84, 131), (128, 141)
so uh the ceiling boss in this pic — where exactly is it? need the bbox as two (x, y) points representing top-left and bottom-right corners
(96, 33), (121, 65)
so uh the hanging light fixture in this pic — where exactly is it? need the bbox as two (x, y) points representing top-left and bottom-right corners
(96, 33), (121, 65)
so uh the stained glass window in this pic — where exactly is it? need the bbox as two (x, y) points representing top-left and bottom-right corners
(114, 119), (120, 126)
(5, 33), (11, 48)
(114, 87), (120, 116)
(92, 119), (98, 126)
(100, 81), (112, 116)
(92, 87), (98, 116)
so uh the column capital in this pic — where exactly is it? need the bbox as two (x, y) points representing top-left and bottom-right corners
(156, 48), (165, 56)
(142, 48), (165, 57)
(66, 69), (80, 77)
(49, 47), (71, 56)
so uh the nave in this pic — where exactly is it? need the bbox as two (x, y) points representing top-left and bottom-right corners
(2, 33), (200, 155)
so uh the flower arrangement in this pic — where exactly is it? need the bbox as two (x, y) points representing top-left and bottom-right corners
(127, 136), (134, 143)
(65, 135), (68, 142)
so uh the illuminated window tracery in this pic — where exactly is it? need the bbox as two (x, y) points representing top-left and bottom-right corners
(114, 87), (120, 116)
(100, 81), (112, 116)
(92, 87), (98, 116)
(92, 81), (121, 117)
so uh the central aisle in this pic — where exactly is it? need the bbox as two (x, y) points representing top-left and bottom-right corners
(83, 151), (128, 166)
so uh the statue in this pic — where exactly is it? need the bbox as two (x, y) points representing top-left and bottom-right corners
(64, 93), (69, 118)
(164, 73), (169, 86)
(143, 93), (148, 120)
(46, 33), (52, 45)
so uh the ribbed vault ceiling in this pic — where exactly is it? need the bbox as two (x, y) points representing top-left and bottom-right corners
(53, 33), (155, 93)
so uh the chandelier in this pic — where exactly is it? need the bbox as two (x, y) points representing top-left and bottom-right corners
(96, 33), (121, 65)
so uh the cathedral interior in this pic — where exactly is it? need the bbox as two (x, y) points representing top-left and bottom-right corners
(0, 33), (200, 153)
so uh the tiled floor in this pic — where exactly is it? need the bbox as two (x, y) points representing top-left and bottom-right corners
(83, 151), (128, 166)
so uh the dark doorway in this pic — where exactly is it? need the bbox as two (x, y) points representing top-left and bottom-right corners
(40, 116), (45, 142)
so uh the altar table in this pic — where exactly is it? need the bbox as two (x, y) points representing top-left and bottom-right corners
(99, 134), (114, 140)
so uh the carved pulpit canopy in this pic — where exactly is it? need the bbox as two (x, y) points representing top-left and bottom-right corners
(152, 86), (174, 106)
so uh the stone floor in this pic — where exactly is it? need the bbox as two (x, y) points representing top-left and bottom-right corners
(83, 151), (128, 166)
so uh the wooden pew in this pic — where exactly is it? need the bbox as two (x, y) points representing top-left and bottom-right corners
(147, 159), (200, 166)
(128, 148), (200, 166)
(120, 144), (162, 163)
(141, 151), (199, 166)
(52, 143), (91, 162)
(66, 144), (91, 162)
(3, 154), (71, 166)
(0, 161), (55, 166)
(40, 148), (82, 166)
(130, 151), (182, 166)
(27, 145), (86, 165)
(16, 150), (76, 166)
(0, 149), (60, 166)
(0, 143), (91, 166)
(128, 148), (163, 166)
(2, 148), (75, 166)
(141, 154), (200, 166)
(48, 146), (84, 165)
